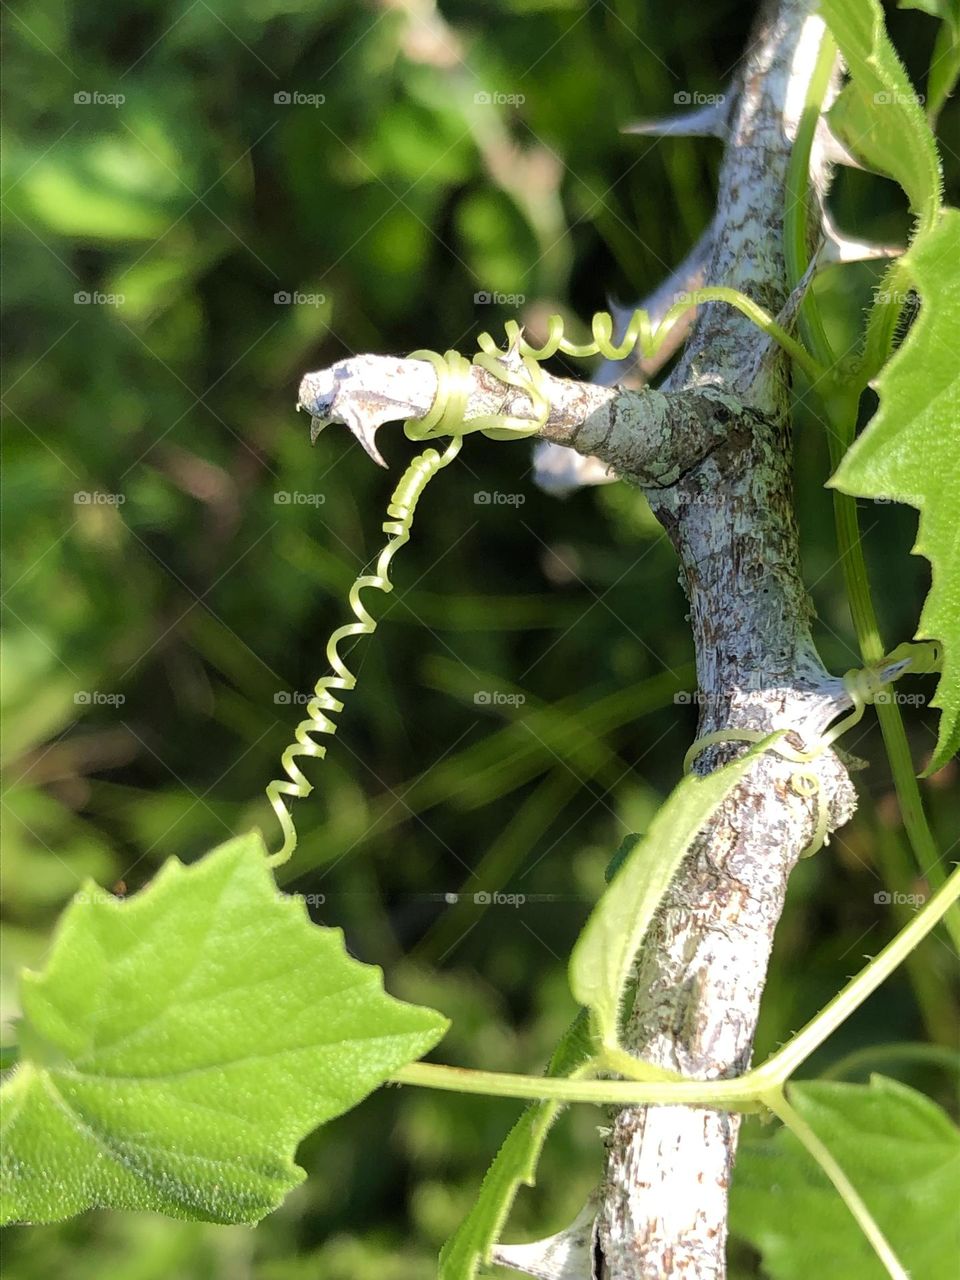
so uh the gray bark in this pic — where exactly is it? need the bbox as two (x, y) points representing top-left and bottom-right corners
(598, 5), (854, 1276)
(295, 1), (869, 1274)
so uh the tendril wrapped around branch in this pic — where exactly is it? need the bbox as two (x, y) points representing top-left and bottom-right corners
(403, 290), (823, 446)
(682, 641), (943, 858)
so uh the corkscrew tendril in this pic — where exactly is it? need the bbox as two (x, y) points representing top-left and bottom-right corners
(264, 435), (461, 867)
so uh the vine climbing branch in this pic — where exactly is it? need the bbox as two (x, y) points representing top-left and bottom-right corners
(283, 1), (939, 1277)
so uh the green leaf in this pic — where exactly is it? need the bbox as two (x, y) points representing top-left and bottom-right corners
(731, 1076), (960, 1280)
(821, 0), (941, 224)
(569, 749), (758, 1046)
(0, 833), (447, 1226)
(831, 210), (960, 770)
(899, 0), (960, 121)
(897, 0), (959, 26)
(927, 10), (960, 117)
(439, 1013), (593, 1280)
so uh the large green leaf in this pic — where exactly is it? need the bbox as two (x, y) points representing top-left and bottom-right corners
(439, 1013), (593, 1280)
(831, 210), (960, 769)
(0, 833), (447, 1225)
(821, 0), (942, 224)
(731, 1076), (960, 1279)
(569, 749), (758, 1047)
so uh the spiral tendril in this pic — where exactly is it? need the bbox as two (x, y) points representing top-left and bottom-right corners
(400, 289), (821, 445)
(682, 641), (944, 858)
(264, 435), (462, 867)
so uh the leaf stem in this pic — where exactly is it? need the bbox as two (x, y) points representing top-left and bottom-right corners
(391, 1061), (762, 1110)
(762, 1086), (909, 1280)
(754, 865), (960, 1085)
(684, 287), (827, 382)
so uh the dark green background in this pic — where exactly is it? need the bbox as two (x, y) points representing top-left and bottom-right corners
(2, 1), (957, 1275)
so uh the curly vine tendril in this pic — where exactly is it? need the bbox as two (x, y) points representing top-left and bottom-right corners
(682, 641), (943, 859)
(401, 290), (825, 448)
(264, 434), (462, 867)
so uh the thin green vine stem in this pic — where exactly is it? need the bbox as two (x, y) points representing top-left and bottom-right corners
(783, 25), (838, 371)
(393, 865), (960, 1108)
(754, 864), (960, 1086)
(761, 1087), (909, 1280)
(782, 25), (960, 951)
(597, 1044), (684, 1083)
(391, 1060), (762, 1111)
(682, 287), (826, 381)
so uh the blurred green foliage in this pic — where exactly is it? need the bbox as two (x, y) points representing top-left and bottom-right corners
(1, 0), (957, 1275)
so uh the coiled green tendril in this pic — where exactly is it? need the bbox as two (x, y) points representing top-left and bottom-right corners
(682, 641), (943, 859)
(403, 291), (822, 447)
(265, 435), (461, 867)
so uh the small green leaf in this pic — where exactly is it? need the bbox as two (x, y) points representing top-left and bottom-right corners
(910, 0), (960, 119)
(569, 750), (758, 1046)
(439, 1013), (593, 1280)
(731, 1076), (960, 1279)
(927, 17), (960, 118)
(0, 833), (447, 1226)
(821, 0), (942, 224)
(831, 210), (960, 770)
(897, 0), (959, 27)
